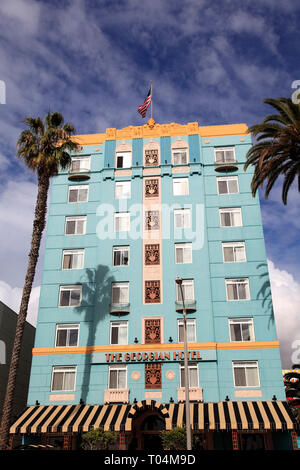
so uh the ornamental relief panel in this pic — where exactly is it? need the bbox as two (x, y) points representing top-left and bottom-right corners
(145, 244), (160, 265)
(144, 319), (161, 344)
(145, 280), (161, 303)
(145, 363), (162, 389)
(144, 149), (159, 166)
(145, 210), (160, 230)
(145, 178), (159, 198)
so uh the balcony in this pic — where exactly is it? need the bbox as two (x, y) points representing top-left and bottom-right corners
(109, 303), (130, 316)
(175, 300), (197, 313)
(68, 166), (91, 181)
(214, 160), (238, 173)
(177, 387), (203, 402)
(104, 389), (129, 404)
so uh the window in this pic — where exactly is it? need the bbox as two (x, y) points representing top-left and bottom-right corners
(51, 366), (76, 392)
(219, 208), (242, 227)
(222, 242), (246, 262)
(113, 246), (129, 266)
(233, 361), (260, 387)
(68, 185), (89, 203)
(65, 216), (86, 235)
(111, 282), (129, 304)
(115, 181), (131, 199)
(229, 318), (254, 342)
(172, 148), (188, 165)
(70, 156), (90, 173)
(178, 319), (196, 342)
(217, 176), (239, 195)
(108, 364), (127, 389)
(180, 363), (199, 388)
(214, 147), (236, 163)
(116, 151), (131, 169)
(175, 243), (192, 264)
(176, 279), (194, 301)
(173, 178), (189, 196)
(62, 249), (84, 270)
(55, 324), (79, 347)
(114, 213), (130, 232)
(110, 321), (128, 345)
(59, 285), (82, 307)
(174, 208), (191, 229)
(226, 278), (250, 301)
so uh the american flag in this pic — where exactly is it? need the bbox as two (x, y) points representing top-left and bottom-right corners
(138, 85), (152, 118)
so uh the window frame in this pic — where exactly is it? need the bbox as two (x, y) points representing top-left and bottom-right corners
(172, 148), (188, 165)
(173, 177), (189, 196)
(59, 285), (82, 307)
(115, 181), (131, 199)
(179, 363), (199, 388)
(111, 282), (129, 305)
(68, 185), (89, 203)
(214, 147), (236, 164)
(114, 212), (130, 232)
(176, 279), (195, 302)
(55, 324), (80, 347)
(113, 246), (130, 266)
(219, 207), (243, 227)
(225, 278), (250, 301)
(228, 318), (255, 342)
(177, 318), (196, 343)
(222, 241), (246, 263)
(62, 249), (85, 270)
(232, 361), (260, 388)
(110, 321), (128, 345)
(70, 156), (91, 173)
(174, 208), (191, 229)
(65, 216), (87, 235)
(175, 243), (193, 264)
(108, 364), (127, 389)
(51, 366), (77, 392)
(115, 151), (132, 169)
(217, 176), (239, 195)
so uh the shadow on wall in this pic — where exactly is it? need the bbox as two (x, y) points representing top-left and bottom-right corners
(76, 265), (115, 404)
(256, 262), (275, 328)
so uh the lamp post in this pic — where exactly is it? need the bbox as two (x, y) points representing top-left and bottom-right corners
(175, 277), (192, 451)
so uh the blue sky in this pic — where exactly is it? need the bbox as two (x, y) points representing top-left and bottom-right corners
(0, 0), (299, 367)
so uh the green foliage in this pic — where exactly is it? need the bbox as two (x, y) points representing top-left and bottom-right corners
(160, 427), (187, 450)
(244, 97), (300, 204)
(81, 428), (119, 450)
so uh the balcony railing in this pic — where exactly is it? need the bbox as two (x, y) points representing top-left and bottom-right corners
(175, 300), (197, 313)
(104, 389), (129, 404)
(214, 159), (238, 172)
(68, 166), (91, 181)
(177, 387), (203, 402)
(109, 302), (130, 316)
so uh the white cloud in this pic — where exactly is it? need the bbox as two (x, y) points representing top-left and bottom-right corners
(268, 259), (300, 368)
(0, 280), (40, 326)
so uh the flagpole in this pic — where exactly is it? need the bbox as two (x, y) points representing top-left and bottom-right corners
(150, 81), (153, 120)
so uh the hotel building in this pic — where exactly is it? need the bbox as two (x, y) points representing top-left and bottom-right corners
(9, 118), (298, 450)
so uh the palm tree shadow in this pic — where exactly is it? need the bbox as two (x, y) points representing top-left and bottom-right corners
(75, 264), (115, 404)
(256, 262), (275, 327)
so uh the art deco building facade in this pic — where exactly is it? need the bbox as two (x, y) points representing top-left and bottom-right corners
(9, 119), (298, 450)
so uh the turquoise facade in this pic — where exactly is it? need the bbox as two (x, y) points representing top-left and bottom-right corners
(27, 124), (285, 409)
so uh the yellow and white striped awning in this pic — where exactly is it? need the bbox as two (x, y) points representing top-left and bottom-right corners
(10, 400), (298, 435)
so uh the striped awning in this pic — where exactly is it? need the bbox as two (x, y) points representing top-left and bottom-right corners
(10, 401), (298, 435)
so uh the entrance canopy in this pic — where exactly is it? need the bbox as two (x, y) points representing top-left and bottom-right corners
(10, 400), (298, 435)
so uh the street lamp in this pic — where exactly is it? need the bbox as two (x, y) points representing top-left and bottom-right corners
(175, 277), (192, 451)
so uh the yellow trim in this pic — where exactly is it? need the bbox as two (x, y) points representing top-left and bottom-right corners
(72, 122), (249, 146)
(32, 341), (280, 356)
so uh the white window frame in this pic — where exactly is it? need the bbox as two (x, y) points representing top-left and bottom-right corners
(228, 318), (255, 342)
(108, 364), (127, 389)
(222, 242), (246, 263)
(225, 278), (250, 301)
(59, 285), (82, 307)
(114, 212), (130, 232)
(51, 366), (77, 392)
(116, 151), (132, 169)
(115, 181), (131, 199)
(219, 208), (242, 227)
(62, 249), (84, 270)
(68, 185), (89, 203)
(175, 243), (193, 264)
(179, 363), (199, 388)
(65, 216), (87, 235)
(172, 148), (188, 165)
(173, 178), (189, 196)
(177, 319), (196, 343)
(55, 324), (80, 347)
(214, 147), (236, 163)
(113, 246), (130, 266)
(70, 156), (90, 173)
(176, 279), (195, 302)
(111, 282), (129, 305)
(110, 321), (128, 345)
(174, 208), (191, 229)
(217, 176), (239, 195)
(232, 361), (260, 388)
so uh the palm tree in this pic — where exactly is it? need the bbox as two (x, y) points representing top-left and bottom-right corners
(0, 112), (79, 450)
(244, 97), (300, 204)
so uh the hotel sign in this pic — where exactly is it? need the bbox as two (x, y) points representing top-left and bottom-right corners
(91, 349), (216, 364)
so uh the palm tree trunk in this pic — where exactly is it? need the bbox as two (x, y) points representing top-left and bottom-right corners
(0, 173), (49, 450)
